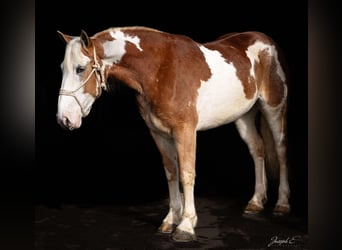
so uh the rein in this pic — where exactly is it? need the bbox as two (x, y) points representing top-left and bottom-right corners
(59, 46), (107, 116)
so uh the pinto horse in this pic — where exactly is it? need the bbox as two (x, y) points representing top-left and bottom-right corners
(56, 26), (290, 242)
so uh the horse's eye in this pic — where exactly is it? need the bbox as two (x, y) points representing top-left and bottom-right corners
(76, 66), (85, 74)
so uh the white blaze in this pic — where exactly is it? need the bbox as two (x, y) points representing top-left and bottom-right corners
(60, 39), (91, 91)
(57, 38), (96, 128)
(196, 45), (257, 131)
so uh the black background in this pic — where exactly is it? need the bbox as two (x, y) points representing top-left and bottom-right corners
(35, 0), (308, 218)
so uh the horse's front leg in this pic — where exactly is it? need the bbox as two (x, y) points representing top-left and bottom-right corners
(150, 131), (183, 233)
(172, 126), (198, 242)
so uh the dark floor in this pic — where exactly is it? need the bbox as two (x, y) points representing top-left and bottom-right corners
(35, 196), (308, 250)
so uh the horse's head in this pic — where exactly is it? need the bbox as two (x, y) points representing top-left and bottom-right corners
(56, 30), (107, 130)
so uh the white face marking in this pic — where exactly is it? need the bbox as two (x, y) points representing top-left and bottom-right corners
(102, 30), (143, 64)
(57, 38), (96, 129)
(196, 45), (258, 131)
(61, 39), (90, 91)
(246, 41), (286, 82)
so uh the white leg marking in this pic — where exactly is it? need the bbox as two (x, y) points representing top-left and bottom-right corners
(261, 103), (290, 212)
(175, 183), (197, 238)
(249, 158), (267, 207)
(235, 113), (267, 210)
(163, 171), (183, 226)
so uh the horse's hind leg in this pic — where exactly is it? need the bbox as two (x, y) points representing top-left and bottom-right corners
(150, 131), (183, 233)
(235, 106), (267, 214)
(259, 88), (290, 215)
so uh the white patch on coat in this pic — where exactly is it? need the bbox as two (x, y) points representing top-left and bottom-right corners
(246, 41), (285, 82)
(196, 45), (258, 131)
(102, 30), (143, 64)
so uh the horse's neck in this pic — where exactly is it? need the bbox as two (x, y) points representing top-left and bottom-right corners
(100, 31), (162, 94)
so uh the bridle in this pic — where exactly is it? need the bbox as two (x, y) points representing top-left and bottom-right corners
(59, 46), (107, 116)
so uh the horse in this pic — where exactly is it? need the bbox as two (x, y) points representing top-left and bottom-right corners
(56, 26), (290, 242)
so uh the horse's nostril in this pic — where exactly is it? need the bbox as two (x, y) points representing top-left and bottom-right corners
(62, 117), (71, 129)
(63, 117), (75, 130)
(63, 117), (70, 127)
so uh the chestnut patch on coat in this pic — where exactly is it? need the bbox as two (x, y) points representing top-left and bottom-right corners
(107, 28), (212, 131)
(259, 50), (286, 107)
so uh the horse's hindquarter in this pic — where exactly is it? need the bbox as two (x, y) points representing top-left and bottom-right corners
(195, 31), (286, 131)
(195, 38), (261, 131)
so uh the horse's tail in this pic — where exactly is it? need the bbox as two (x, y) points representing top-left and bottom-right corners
(260, 114), (279, 179)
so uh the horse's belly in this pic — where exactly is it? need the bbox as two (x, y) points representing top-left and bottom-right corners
(195, 65), (257, 131)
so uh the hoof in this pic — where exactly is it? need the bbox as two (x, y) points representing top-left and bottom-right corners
(172, 228), (196, 242)
(273, 205), (291, 215)
(244, 202), (264, 214)
(158, 222), (174, 234)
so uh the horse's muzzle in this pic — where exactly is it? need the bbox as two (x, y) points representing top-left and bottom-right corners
(57, 115), (81, 130)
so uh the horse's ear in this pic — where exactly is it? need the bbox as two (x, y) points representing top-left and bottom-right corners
(57, 31), (73, 44)
(80, 30), (92, 49)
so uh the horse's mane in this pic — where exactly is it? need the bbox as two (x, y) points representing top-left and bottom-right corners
(93, 26), (163, 38)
